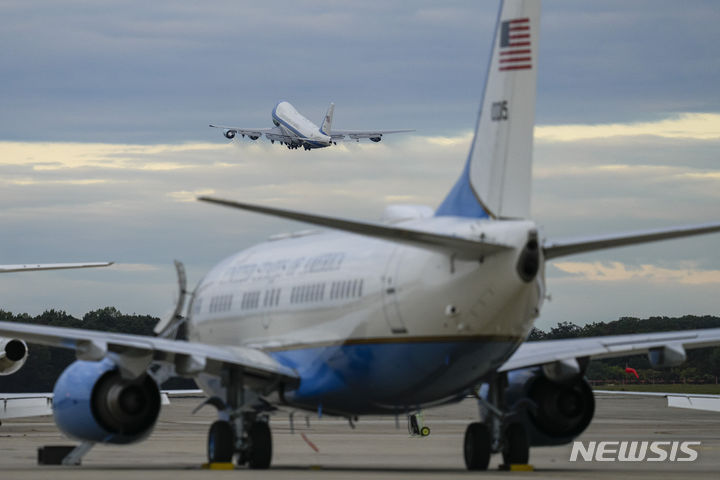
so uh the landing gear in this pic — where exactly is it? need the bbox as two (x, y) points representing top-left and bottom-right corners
(502, 422), (529, 465)
(246, 421), (272, 469)
(464, 422), (491, 470)
(407, 411), (431, 437)
(207, 420), (234, 463)
(204, 368), (275, 469)
(206, 415), (273, 469)
(463, 375), (531, 470)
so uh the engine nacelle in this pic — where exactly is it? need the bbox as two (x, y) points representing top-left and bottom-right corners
(249, 135), (259, 140)
(0, 338), (28, 375)
(53, 359), (161, 444)
(505, 367), (595, 446)
(369, 137), (381, 142)
(224, 130), (236, 139)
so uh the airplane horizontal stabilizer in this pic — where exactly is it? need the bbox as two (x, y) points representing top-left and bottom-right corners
(198, 196), (511, 259)
(543, 222), (720, 260)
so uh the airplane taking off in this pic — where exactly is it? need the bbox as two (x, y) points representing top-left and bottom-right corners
(4, 0), (720, 471)
(210, 101), (413, 150)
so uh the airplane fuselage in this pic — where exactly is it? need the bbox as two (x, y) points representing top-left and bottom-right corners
(271, 102), (331, 149)
(188, 216), (544, 415)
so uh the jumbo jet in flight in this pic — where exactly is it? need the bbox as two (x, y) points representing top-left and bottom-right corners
(210, 101), (413, 150)
(3, 0), (720, 471)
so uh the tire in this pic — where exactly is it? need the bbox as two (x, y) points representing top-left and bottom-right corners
(420, 426), (431, 437)
(502, 422), (530, 465)
(207, 420), (234, 463)
(248, 421), (272, 469)
(464, 422), (491, 470)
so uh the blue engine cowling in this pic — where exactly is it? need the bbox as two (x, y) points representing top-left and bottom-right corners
(504, 367), (595, 447)
(53, 359), (161, 444)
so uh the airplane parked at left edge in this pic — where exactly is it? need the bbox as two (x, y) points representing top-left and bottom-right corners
(210, 101), (413, 150)
(0, 261), (113, 418)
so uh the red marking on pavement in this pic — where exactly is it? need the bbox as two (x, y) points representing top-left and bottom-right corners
(301, 432), (320, 452)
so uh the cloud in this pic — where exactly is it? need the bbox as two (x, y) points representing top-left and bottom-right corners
(552, 261), (720, 285)
(535, 113), (720, 142)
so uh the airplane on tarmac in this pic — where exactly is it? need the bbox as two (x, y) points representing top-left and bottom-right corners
(3, 0), (720, 471)
(0, 262), (112, 407)
(210, 101), (413, 150)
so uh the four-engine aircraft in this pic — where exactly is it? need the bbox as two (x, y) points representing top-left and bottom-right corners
(2, 0), (720, 471)
(210, 101), (413, 150)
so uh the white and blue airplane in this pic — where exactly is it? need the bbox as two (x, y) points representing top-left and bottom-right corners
(210, 101), (413, 150)
(3, 0), (720, 470)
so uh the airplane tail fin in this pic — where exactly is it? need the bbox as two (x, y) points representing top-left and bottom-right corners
(320, 102), (335, 135)
(436, 0), (540, 220)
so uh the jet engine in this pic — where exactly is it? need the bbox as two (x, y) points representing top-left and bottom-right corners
(224, 130), (236, 139)
(53, 359), (161, 444)
(0, 337), (28, 375)
(504, 367), (595, 446)
(369, 137), (381, 142)
(249, 135), (259, 140)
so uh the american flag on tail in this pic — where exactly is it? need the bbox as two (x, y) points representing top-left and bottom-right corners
(499, 18), (532, 71)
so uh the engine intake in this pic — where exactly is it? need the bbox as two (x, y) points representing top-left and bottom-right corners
(0, 338), (28, 375)
(224, 130), (236, 139)
(53, 359), (160, 444)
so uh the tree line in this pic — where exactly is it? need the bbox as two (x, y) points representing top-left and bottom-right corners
(1, 309), (719, 392)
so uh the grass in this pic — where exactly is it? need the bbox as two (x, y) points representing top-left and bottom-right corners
(594, 384), (720, 394)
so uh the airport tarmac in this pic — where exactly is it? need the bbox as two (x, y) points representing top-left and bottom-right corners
(0, 392), (718, 479)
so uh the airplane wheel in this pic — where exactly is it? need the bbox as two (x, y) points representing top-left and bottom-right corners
(247, 421), (272, 469)
(502, 422), (529, 465)
(420, 426), (431, 437)
(464, 422), (491, 470)
(207, 420), (234, 463)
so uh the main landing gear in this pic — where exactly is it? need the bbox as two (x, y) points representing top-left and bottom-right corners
(204, 368), (274, 469)
(207, 416), (272, 469)
(463, 375), (530, 470)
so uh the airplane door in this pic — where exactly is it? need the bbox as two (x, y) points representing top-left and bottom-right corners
(382, 246), (407, 334)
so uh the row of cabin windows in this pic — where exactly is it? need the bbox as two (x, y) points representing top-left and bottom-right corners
(290, 283), (325, 304)
(263, 288), (281, 307)
(241, 291), (261, 310)
(330, 279), (363, 300)
(207, 278), (365, 313)
(209, 294), (233, 313)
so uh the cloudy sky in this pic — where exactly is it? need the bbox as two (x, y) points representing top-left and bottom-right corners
(1, 0), (719, 330)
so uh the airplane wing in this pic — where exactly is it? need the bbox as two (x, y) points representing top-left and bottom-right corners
(543, 222), (720, 260)
(594, 390), (720, 413)
(0, 321), (299, 390)
(209, 124), (273, 139)
(197, 196), (512, 260)
(0, 262), (113, 273)
(328, 129), (414, 141)
(500, 328), (720, 372)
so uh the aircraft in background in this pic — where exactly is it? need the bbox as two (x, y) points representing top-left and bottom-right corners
(3, 0), (720, 471)
(0, 262), (112, 379)
(210, 101), (413, 150)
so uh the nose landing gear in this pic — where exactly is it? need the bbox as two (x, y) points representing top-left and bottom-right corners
(407, 411), (431, 437)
